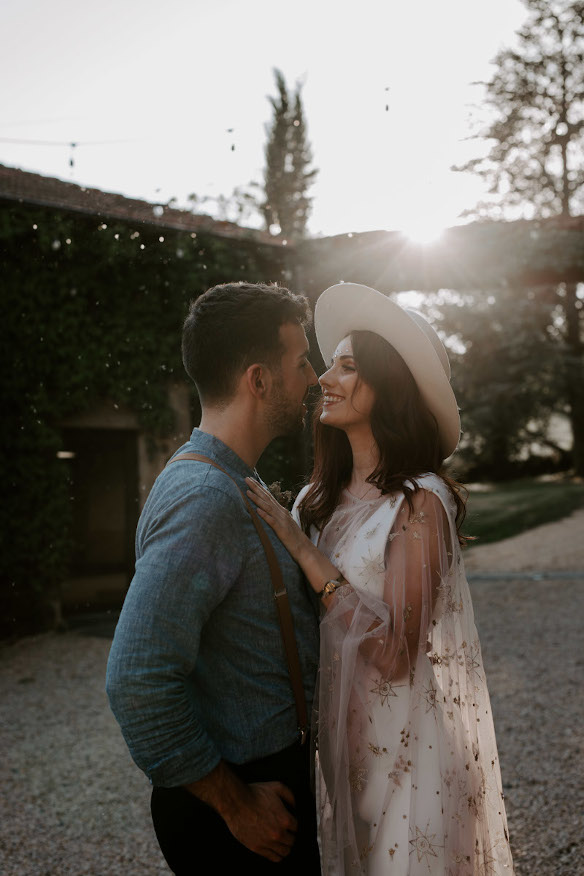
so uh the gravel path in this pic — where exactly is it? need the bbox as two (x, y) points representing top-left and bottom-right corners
(464, 507), (584, 575)
(1, 511), (583, 876)
(0, 633), (168, 876)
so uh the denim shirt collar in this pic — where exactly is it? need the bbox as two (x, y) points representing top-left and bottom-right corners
(188, 428), (257, 480)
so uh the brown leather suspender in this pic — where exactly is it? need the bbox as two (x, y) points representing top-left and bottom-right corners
(167, 452), (308, 744)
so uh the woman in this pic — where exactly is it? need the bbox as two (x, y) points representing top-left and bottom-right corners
(246, 283), (514, 875)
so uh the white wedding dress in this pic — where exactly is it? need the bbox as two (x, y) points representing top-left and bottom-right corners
(294, 475), (514, 876)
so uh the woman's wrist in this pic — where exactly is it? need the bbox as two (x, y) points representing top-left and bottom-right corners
(297, 543), (341, 594)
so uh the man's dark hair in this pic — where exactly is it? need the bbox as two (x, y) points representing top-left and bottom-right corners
(182, 282), (312, 403)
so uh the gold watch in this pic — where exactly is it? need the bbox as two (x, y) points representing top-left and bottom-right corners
(318, 575), (347, 600)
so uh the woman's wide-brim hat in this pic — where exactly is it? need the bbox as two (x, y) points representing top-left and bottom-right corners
(314, 283), (461, 459)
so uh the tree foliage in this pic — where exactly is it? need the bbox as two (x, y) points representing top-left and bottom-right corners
(433, 288), (567, 480)
(455, 0), (584, 219)
(450, 0), (584, 475)
(262, 69), (318, 238)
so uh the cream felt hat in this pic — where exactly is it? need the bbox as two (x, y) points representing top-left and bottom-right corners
(314, 283), (461, 458)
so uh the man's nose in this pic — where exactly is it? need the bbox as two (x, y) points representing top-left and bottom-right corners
(307, 362), (318, 386)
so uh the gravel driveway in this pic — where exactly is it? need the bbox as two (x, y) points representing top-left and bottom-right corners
(1, 510), (583, 876)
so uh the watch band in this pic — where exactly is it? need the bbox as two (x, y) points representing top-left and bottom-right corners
(318, 575), (347, 600)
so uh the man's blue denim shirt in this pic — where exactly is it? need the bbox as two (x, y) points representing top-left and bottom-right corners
(106, 429), (320, 788)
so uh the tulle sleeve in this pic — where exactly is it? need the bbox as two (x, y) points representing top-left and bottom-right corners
(369, 489), (451, 684)
(316, 487), (514, 875)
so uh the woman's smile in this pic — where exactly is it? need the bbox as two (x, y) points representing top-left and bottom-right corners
(319, 336), (376, 429)
(322, 392), (345, 406)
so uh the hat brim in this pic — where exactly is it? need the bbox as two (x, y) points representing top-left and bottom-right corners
(314, 283), (460, 459)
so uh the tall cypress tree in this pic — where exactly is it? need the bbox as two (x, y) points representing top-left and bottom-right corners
(262, 69), (318, 239)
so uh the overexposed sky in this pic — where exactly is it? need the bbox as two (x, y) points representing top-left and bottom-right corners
(1, 0), (527, 237)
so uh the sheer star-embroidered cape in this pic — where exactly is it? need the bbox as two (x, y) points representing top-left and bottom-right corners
(294, 474), (514, 876)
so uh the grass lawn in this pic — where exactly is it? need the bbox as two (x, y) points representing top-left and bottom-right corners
(463, 477), (584, 547)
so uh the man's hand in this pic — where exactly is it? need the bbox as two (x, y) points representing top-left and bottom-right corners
(184, 761), (297, 862)
(223, 781), (297, 862)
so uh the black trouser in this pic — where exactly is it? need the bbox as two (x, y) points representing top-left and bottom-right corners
(151, 739), (321, 875)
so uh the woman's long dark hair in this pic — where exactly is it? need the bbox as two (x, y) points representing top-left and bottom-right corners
(298, 330), (469, 545)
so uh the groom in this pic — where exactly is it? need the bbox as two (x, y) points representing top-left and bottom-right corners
(106, 282), (321, 874)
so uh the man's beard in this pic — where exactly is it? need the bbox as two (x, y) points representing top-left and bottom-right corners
(265, 379), (306, 437)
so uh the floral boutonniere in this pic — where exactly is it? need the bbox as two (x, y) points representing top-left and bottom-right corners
(267, 481), (294, 508)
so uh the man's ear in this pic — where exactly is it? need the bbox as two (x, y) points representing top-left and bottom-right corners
(245, 363), (272, 399)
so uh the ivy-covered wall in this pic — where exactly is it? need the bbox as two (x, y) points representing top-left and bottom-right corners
(0, 202), (294, 636)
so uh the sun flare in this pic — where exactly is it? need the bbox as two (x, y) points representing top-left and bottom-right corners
(398, 217), (447, 245)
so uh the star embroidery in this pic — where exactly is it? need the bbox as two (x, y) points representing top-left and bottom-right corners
(437, 576), (463, 613)
(388, 753), (411, 787)
(443, 769), (455, 789)
(467, 793), (479, 816)
(370, 677), (402, 707)
(364, 523), (380, 539)
(359, 842), (374, 860)
(465, 641), (482, 679)
(476, 841), (499, 875)
(436, 576), (452, 600)
(388, 767), (403, 787)
(409, 825), (441, 865)
(422, 679), (439, 712)
(357, 548), (385, 582)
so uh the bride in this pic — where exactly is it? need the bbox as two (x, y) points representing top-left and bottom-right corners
(246, 283), (514, 875)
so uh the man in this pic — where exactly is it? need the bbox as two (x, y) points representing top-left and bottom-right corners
(106, 282), (321, 874)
